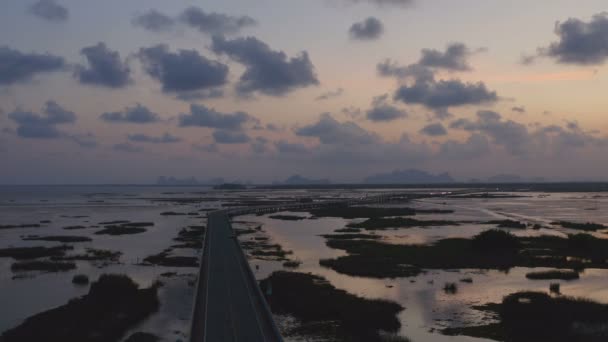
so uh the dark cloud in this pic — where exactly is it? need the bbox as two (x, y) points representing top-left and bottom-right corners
(419, 43), (474, 71)
(100, 104), (160, 124)
(394, 78), (498, 109)
(0, 46), (65, 85)
(315, 88), (344, 101)
(420, 122), (447, 136)
(75, 43), (131, 88)
(349, 17), (384, 40)
(211, 36), (319, 96)
(179, 6), (256, 35)
(113, 142), (143, 153)
(178, 104), (256, 130)
(512, 106), (526, 113)
(28, 0), (68, 22)
(132, 9), (175, 32)
(296, 113), (379, 145)
(541, 13), (608, 65)
(251, 136), (269, 153)
(127, 133), (181, 144)
(380, 43), (495, 112)
(343, 0), (414, 7)
(8, 100), (75, 139)
(366, 94), (407, 122)
(377, 59), (435, 82)
(212, 130), (250, 144)
(138, 44), (228, 95)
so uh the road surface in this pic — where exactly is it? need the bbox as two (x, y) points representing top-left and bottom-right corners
(190, 212), (283, 342)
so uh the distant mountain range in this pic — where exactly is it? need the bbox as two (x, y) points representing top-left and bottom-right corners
(363, 169), (454, 184)
(273, 174), (331, 185)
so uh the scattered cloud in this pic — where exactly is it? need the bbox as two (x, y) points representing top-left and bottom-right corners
(0, 46), (65, 85)
(138, 44), (228, 96)
(74, 43), (131, 88)
(100, 104), (160, 124)
(132, 9), (175, 32)
(8, 100), (75, 139)
(28, 0), (68, 22)
(420, 122), (448, 136)
(179, 6), (256, 35)
(419, 43), (475, 71)
(394, 78), (498, 109)
(538, 13), (608, 65)
(178, 104), (256, 130)
(366, 94), (407, 122)
(127, 133), (181, 144)
(211, 36), (319, 96)
(296, 112), (379, 145)
(275, 140), (310, 154)
(315, 88), (344, 101)
(512, 106), (526, 113)
(349, 17), (384, 40)
(213, 130), (250, 144)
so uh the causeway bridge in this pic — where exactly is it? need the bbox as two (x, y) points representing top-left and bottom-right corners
(189, 189), (477, 341)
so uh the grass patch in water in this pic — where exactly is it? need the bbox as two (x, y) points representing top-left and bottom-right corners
(0, 246), (73, 260)
(1, 274), (159, 342)
(11, 260), (76, 272)
(443, 291), (608, 342)
(260, 271), (404, 342)
(525, 270), (580, 280)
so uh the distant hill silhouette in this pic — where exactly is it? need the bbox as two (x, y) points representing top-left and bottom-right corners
(274, 175), (331, 185)
(364, 169), (454, 184)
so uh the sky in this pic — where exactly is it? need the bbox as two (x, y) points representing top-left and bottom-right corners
(1, 0), (608, 184)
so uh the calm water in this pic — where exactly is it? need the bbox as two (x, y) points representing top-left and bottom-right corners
(1, 186), (608, 341)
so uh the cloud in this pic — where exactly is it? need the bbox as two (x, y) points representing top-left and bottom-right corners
(315, 88), (344, 101)
(213, 130), (250, 144)
(419, 43), (474, 71)
(512, 106), (526, 113)
(178, 104), (256, 130)
(132, 9), (175, 32)
(342, 0), (414, 7)
(540, 13), (608, 65)
(193, 143), (219, 153)
(0, 46), (65, 85)
(438, 133), (490, 159)
(379, 44), (496, 112)
(394, 78), (498, 109)
(8, 100), (75, 139)
(75, 43), (131, 88)
(100, 104), (160, 124)
(296, 112), (379, 145)
(138, 44), (228, 96)
(420, 122), (448, 136)
(127, 133), (181, 144)
(211, 36), (319, 96)
(113, 142), (143, 153)
(28, 0), (68, 22)
(447, 110), (602, 156)
(349, 17), (384, 40)
(179, 6), (256, 35)
(275, 140), (310, 154)
(366, 94), (407, 122)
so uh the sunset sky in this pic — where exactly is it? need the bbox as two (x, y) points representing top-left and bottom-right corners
(1, 0), (608, 184)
